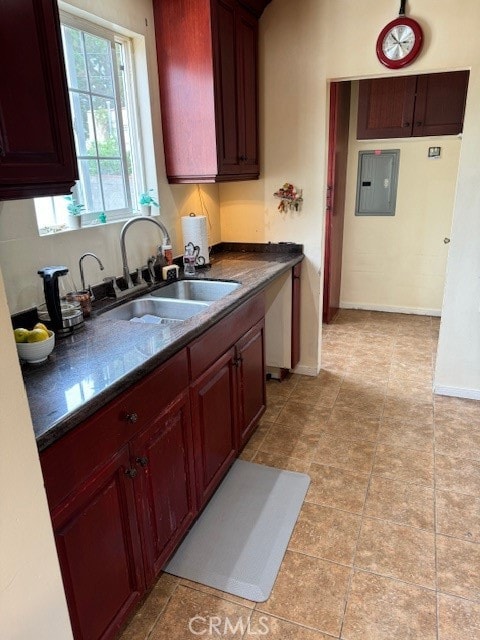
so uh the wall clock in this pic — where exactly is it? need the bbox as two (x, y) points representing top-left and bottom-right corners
(376, 1), (423, 69)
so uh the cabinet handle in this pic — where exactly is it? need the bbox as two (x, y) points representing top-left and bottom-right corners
(136, 456), (149, 468)
(233, 355), (243, 367)
(415, 121), (423, 127)
(125, 412), (138, 424)
(239, 155), (247, 162)
(403, 122), (410, 127)
(125, 467), (138, 479)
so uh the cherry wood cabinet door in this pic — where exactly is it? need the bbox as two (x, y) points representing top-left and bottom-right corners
(234, 3), (259, 176)
(51, 447), (144, 640)
(213, 0), (240, 175)
(132, 391), (197, 585)
(191, 348), (238, 507)
(236, 320), (266, 448)
(0, 0), (77, 200)
(413, 71), (469, 137)
(357, 76), (416, 139)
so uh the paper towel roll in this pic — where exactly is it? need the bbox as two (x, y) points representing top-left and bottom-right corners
(181, 214), (209, 265)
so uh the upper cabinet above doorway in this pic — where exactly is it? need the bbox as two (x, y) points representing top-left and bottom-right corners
(357, 71), (469, 139)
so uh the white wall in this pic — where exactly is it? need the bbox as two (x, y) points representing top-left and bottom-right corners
(340, 82), (460, 316)
(0, 264), (73, 640)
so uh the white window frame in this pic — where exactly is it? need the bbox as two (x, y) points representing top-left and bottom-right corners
(35, 11), (146, 234)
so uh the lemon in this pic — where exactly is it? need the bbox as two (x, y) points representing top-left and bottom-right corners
(14, 328), (30, 343)
(27, 328), (49, 343)
(33, 322), (49, 333)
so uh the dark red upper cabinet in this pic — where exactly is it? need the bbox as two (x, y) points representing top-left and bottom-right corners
(0, 0), (77, 201)
(153, 0), (259, 183)
(357, 71), (469, 140)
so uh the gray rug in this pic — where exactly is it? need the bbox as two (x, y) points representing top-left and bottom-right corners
(165, 459), (310, 602)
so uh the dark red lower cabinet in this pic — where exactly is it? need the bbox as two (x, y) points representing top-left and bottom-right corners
(236, 320), (266, 448)
(191, 348), (238, 508)
(41, 295), (267, 640)
(132, 391), (197, 585)
(51, 447), (144, 640)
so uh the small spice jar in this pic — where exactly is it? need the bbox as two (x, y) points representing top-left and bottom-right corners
(163, 244), (173, 265)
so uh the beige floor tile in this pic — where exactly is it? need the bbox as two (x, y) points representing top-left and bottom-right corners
(436, 489), (480, 542)
(293, 371), (343, 409)
(313, 433), (375, 474)
(324, 407), (380, 443)
(355, 518), (436, 588)
(248, 613), (334, 639)
(256, 550), (351, 637)
(178, 578), (255, 609)
(377, 417), (434, 452)
(275, 401), (332, 431)
(288, 502), (361, 566)
(383, 398), (433, 423)
(333, 391), (385, 419)
(435, 453), (480, 496)
(364, 476), (434, 530)
(437, 593), (480, 640)
(262, 396), (286, 422)
(373, 444), (434, 486)
(437, 535), (480, 602)
(434, 395), (480, 420)
(149, 585), (251, 639)
(246, 420), (271, 446)
(238, 447), (256, 461)
(435, 421), (480, 461)
(252, 449), (311, 474)
(119, 573), (178, 640)
(260, 421), (321, 460)
(306, 463), (369, 514)
(342, 571), (437, 640)
(266, 375), (298, 399)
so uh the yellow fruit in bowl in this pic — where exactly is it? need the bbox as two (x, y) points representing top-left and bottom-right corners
(27, 328), (49, 343)
(33, 322), (49, 333)
(14, 328), (30, 343)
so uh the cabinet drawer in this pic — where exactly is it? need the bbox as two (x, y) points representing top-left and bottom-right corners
(188, 292), (265, 380)
(41, 349), (188, 508)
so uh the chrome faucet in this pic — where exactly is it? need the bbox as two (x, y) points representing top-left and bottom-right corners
(79, 252), (105, 298)
(120, 216), (171, 289)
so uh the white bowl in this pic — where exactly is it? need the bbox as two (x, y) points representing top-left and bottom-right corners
(16, 330), (55, 363)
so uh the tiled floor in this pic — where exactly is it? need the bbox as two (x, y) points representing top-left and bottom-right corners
(120, 309), (480, 639)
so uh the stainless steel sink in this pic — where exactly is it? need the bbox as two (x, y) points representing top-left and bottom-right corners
(100, 297), (208, 324)
(151, 279), (240, 302)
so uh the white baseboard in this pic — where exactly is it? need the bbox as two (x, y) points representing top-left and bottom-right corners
(292, 364), (320, 377)
(434, 385), (480, 401)
(340, 302), (441, 317)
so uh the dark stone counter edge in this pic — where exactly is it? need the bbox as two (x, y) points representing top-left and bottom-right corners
(36, 251), (304, 452)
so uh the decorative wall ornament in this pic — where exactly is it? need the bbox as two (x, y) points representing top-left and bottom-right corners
(273, 183), (303, 213)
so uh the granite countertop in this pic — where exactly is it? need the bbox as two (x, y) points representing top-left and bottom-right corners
(22, 245), (303, 451)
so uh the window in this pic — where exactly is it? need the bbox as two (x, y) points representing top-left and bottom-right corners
(35, 13), (144, 234)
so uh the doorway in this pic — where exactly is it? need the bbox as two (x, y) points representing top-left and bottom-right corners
(322, 75), (464, 325)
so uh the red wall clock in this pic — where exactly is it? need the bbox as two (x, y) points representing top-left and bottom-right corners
(376, 1), (423, 69)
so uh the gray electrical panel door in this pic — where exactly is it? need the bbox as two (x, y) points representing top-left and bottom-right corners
(355, 150), (400, 216)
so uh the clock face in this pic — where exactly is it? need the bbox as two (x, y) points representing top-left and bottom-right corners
(376, 17), (423, 69)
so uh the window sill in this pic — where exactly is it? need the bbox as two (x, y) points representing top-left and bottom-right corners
(38, 211), (160, 236)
